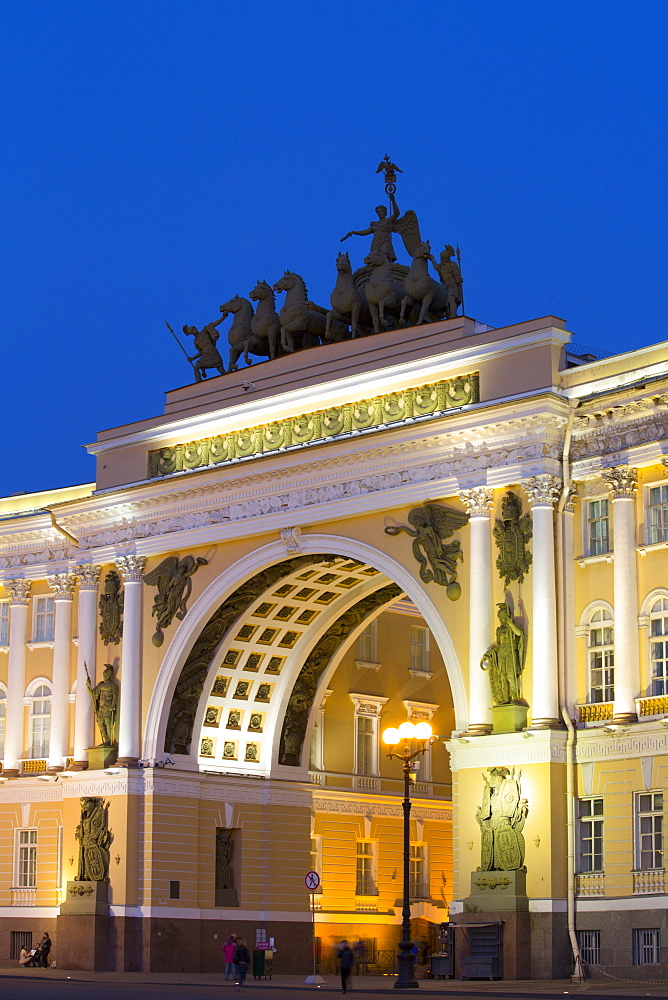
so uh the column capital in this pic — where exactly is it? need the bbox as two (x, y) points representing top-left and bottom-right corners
(116, 555), (146, 582)
(75, 564), (102, 591)
(602, 466), (638, 500)
(460, 487), (494, 517)
(523, 474), (562, 508)
(48, 573), (77, 600)
(564, 484), (577, 513)
(4, 579), (32, 605)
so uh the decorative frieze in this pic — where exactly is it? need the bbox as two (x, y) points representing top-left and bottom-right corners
(5, 579), (31, 604)
(48, 573), (78, 600)
(148, 375), (480, 478)
(522, 474), (562, 508)
(460, 487), (494, 518)
(602, 466), (638, 500)
(115, 555), (146, 583)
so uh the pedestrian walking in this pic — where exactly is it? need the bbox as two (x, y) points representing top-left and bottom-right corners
(222, 934), (237, 980)
(338, 939), (354, 994)
(39, 933), (52, 968)
(234, 937), (250, 987)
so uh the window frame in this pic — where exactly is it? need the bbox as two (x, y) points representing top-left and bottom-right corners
(587, 608), (614, 704)
(648, 597), (668, 697)
(577, 797), (604, 874)
(635, 791), (664, 871)
(409, 626), (430, 674)
(586, 497), (611, 556)
(356, 619), (378, 665)
(632, 927), (660, 966)
(28, 682), (52, 759)
(14, 829), (37, 889)
(0, 600), (8, 646)
(578, 929), (601, 967)
(409, 843), (429, 899)
(646, 483), (668, 545)
(349, 694), (387, 778)
(32, 595), (55, 643)
(355, 840), (377, 896)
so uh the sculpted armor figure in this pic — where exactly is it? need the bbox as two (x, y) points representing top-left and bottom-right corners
(75, 797), (112, 881)
(476, 767), (528, 871)
(480, 603), (526, 705)
(86, 663), (119, 746)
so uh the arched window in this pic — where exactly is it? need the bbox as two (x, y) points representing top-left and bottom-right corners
(589, 608), (614, 703)
(649, 597), (668, 696)
(0, 685), (6, 758)
(29, 684), (51, 758)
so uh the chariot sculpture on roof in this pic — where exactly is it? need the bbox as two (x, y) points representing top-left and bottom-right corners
(169, 157), (465, 379)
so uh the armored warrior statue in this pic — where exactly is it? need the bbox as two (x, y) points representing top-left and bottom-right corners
(86, 663), (119, 746)
(480, 603), (526, 705)
(75, 797), (112, 881)
(476, 767), (528, 871)
(182, 318), (226, 381)
(429, 244), (464, 318)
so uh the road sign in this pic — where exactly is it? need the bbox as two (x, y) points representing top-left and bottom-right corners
(305, 870), (320, 890)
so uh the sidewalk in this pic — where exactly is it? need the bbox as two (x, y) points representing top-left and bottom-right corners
(1, 968), (668, 996)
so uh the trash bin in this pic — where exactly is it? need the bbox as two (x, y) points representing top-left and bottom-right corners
(252, 949), (266, 979)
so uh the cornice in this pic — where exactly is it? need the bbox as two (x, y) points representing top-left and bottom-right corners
(446, 730), (568, 770)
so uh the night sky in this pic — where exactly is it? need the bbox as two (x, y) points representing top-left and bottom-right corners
(1, 0), (666, 496)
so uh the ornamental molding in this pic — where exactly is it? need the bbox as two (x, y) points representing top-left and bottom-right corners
(602, 466), (638, 499)
(5, 579), (32, 604)
(574, 726), (668, 763)
(147, 375), (481, 479)
(312, 797), (451, 821)
(73, 440), (563, 550)
(522, 474), (562, 508)
(446, 731), (567, 771)
(115, 555), (146, 582)
(48, 572), (77, 599)
(280, 526), (302, 554)
(76, 564), (101, 591)
(460, 487), (494, 518)
(572, 406), (668, 463)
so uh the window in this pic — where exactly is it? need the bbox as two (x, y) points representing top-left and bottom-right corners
(578, 798), (603, 873)
(15, 830), (37, 888)
(410, 627), (430, 673)
(578, 930), (600, 967)
(648, 485), (668, 544)
(356, 715), (376, 775)
(0, 602), (8, 645)
(633, 928), (660, 965)
(588, 609), (614, 703)
(410, 844), (428, 898)
(636, 792), (663, 870)
(587, 499), (610, 555)
(355, 841), (376, 895)
(169, 880), (180, 899)
(0, 686), (6, 758)
(357, 620), (377, 663)
(33, 596), (54, 643)
(10, 932), (32, 961)
(29, 684), (51, 758)
(649, 598), (668, 696)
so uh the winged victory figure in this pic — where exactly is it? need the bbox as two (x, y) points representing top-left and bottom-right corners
(385, 502), (469, 599)
(144, 554), (209, 646)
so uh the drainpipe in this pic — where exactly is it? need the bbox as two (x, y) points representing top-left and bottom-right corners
(556, 397), (584, 979)
(42, 508), (80, 548)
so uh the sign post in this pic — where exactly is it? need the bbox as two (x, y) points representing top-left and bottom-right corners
(303, 871), (325, 986)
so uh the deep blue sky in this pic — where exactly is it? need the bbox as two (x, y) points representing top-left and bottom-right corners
(1, 0), (666, 496)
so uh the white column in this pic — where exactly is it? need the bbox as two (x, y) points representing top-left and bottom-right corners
(48, 573), (77, 771)
(524, 475), (562, 728)
(116, 556), (145, 765)
(2, 581), (31, 776)
(603, 466), (639, 723)
(460, 488), (494, 734)
(73, 565), (101, 767)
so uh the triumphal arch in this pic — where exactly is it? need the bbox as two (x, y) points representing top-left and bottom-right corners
(1, 163), (667, 980)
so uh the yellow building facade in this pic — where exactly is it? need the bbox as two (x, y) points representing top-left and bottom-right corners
(0, 315), (666, 977)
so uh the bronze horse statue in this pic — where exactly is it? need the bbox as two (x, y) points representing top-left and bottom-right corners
(273, 271), (348, 353)
(400, 241), (450, 326)
(327, 251), (370, 340)
(363, 249), (405, 333)
(220, 294), (271, 372)
(249, 280), (282, 360)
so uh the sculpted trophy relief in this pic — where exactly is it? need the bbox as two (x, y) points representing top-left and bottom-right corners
(166, 158), (465, 380)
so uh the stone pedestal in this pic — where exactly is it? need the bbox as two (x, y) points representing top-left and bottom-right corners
(86, 746), (118, 770)
(57, 881), (110, 970)
(491, 703), (528, 734)
(467, 868), (528, 911)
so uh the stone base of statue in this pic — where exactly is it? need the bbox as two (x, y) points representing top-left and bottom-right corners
(491, 702), (528, 734)
(466, 868), (528, 912)
(86, 745), (118, 770)
(457, 870), (530, 979)
(57, 881), (110, 970)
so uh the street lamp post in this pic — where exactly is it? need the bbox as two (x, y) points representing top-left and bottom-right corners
(382, 720), (433, 990)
